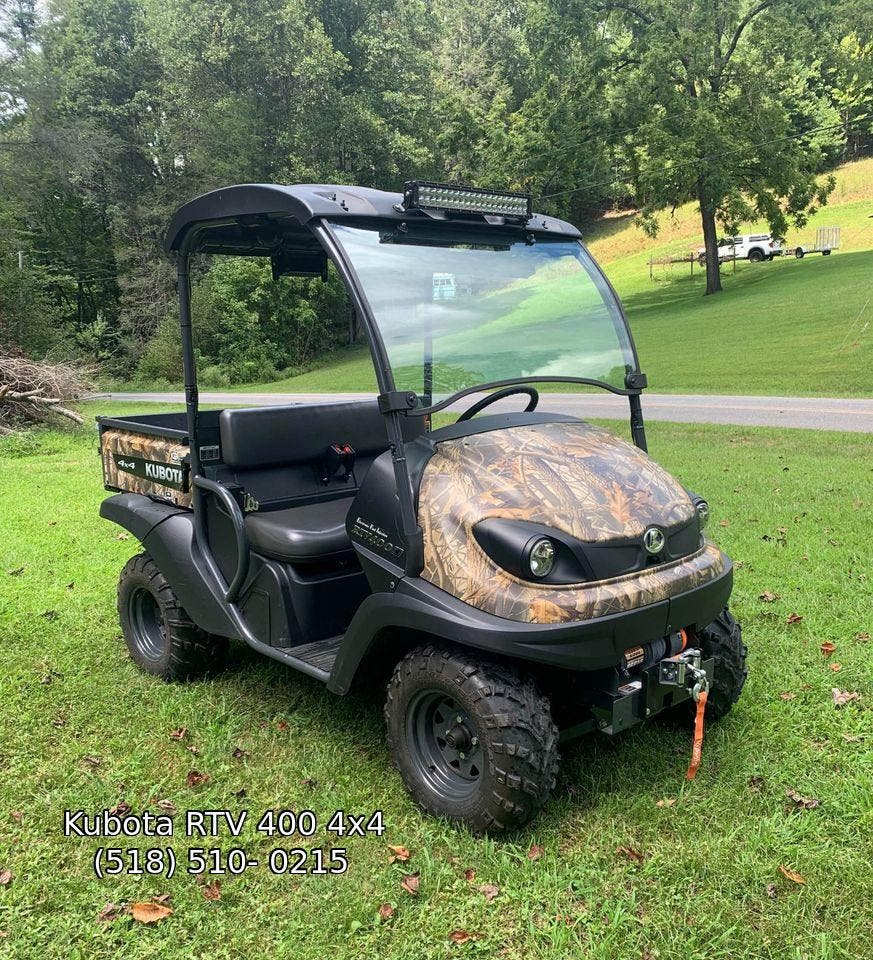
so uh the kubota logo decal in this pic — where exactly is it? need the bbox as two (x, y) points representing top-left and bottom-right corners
(113, 454), (188, 491)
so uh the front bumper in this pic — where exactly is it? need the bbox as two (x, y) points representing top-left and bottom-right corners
(412, 554), (733, 671)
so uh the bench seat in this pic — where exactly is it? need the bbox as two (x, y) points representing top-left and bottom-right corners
(244, 497), (353, 562)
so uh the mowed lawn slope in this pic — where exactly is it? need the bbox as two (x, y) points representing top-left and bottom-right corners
(0, 408), (870, 959)
(224, 158), (872, 398)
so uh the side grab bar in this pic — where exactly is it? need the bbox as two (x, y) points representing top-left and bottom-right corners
(192, 476), (250, 603)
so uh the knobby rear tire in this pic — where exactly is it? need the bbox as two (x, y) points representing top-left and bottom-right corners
(117, 552), (227, 681)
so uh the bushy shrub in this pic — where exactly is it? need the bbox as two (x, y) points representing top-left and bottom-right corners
(136, 313), (183, 382)
(193, 258), (351, 372)
(133, 256), (353, 385)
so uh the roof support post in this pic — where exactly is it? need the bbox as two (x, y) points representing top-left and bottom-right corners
(177, 252), (201, 478)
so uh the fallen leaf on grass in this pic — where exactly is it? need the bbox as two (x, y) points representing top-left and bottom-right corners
(759, 591), (780, 603)
(277, 720), (289, 732)
(832, 688), (861, 708)
(463, 868), (476, 882)
(856, 632), (870, 641)
(719, 519), (730, 528)
(820, 642), (836, 657)
(779, 692), (796, 701)
(10, 811), (22, 824)
(786, 789), (820, 810)
(7, 567), (24, 577)
(478, 884), (499, 902)
(448, 930), (480, 944)
(656, 797), (677, 808)
(765, 884), (778, 899)
(299, 778), (316, 789)
(231, 746), (249, 761)
(97, 903), (124, 923)
(157, 799), (177, 814)
(168, 727), (188, 741)
(748, 775), (765, 791)
(109, 801), (131, 815)
(400, 872), (420, 896)
(185, 770), (210, 788)
(114, 531), (130, 540)
(201, 880), (221, 901)
(0, 869), (12, 887)
(65, 582), (75, 590)
(129, 901), (173, 924)
(528, 844), (544, 860)
(378, 902), (394, 921)
(233, 788), (247, 799)
(829, 662), (842, 672)
(387, 844), (410, 864)
(82, 755), (102, 769)
(786, 612), (803, 626)
(40, 610), (58, 621)
(616, 846), (644, 863)
(778, 865), (806, 885)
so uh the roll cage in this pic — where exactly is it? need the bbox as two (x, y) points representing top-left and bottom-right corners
(164, 182), (649, 578)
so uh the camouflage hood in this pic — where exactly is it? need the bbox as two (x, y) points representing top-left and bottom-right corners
(418, 420), (723, 623)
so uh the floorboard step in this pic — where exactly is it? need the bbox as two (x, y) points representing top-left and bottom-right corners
(287, 636), (343, 675)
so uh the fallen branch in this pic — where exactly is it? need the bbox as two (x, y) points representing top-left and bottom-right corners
(50, 405), (84, 424)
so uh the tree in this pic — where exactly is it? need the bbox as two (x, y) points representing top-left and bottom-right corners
(585, 0), (841, 294)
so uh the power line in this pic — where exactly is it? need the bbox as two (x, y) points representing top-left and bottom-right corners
(535, 118), (867, 203)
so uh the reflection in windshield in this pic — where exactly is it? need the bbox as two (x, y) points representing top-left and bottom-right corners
(331, 223), (637, 402)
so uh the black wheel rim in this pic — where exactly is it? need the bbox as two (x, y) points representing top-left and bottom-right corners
(128, 586), (167, 662)
(406, 690), (484, 801)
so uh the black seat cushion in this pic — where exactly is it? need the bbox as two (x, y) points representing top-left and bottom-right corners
(220, 400), (423, 470)
(245, 498), (352, 562)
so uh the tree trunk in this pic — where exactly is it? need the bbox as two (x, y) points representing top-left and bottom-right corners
(698, 182), (722, 295)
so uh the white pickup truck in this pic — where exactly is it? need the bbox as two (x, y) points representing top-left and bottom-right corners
(697, 233), (782, 264)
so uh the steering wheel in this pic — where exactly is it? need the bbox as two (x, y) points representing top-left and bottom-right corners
(456, 386), (540, 422)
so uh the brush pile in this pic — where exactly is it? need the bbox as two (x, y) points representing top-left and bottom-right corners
(0, 350), (94, 433)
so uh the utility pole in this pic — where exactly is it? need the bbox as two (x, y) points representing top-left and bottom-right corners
(17, 251), (25, 345)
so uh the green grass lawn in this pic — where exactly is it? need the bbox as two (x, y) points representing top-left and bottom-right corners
(0, 408), (870, 959)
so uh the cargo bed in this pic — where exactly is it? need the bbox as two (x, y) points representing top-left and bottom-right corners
(97, 410), (222, 508)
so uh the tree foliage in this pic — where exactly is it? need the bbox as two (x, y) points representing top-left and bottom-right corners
(0, 0), (867, 373)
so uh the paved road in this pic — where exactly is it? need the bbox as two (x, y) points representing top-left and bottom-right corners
(96, 391), (873, 433)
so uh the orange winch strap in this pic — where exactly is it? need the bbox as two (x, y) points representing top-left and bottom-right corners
(685, 690), (708, 780)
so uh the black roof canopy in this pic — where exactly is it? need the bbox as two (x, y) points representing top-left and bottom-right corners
(163, 183), (581, 257)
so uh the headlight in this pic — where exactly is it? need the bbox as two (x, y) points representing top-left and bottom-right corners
(527, 538), (556, 578)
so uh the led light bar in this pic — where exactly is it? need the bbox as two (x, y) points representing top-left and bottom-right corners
(403, 181), (532, 220)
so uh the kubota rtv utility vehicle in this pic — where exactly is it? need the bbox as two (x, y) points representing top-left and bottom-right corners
(98, 181), (747, 832)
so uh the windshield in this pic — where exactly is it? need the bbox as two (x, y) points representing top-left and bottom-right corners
(329, 222), (638, 404)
